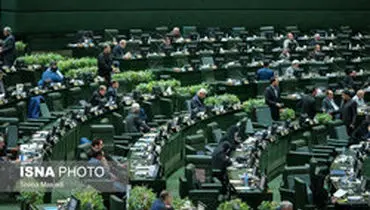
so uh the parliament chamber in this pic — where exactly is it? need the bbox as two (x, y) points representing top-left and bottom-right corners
(1, 1), (370, 210)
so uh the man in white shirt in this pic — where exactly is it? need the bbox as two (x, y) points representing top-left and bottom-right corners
(283, 33), (299, 52)
(352, 89), (365, 106)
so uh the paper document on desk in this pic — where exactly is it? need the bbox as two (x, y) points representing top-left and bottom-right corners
(334, 189), (347, 198)
(235, 186), (251, 191)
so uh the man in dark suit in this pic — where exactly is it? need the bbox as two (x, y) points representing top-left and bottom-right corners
(125, 103), (150, 133)
(190, 88), (207, 119)
(340, 69), (355, 90)
(107, 80), (119, 102)
(90, 85), (107, 107)
(0, 27), (16, 66)
(97, 44), (113, 83)
(340, 90), (357, 136)
(322, 90), (340, 118)
(297, 87), (317, 119)
(265, 77), (282, 121)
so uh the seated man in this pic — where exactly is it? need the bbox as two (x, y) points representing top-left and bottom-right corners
(0, 136), (7, 161)
(88, 151), (126, 193)
(87, 139), (104, 160)
(112, 39), (131, 59)
(190, 88), (207, 119)
(38, 61), (64, 87)
(308, 44), (325, 61)
(27, 95), (45, 119)
(90, 85), (107, 107)
(322, 90), (340, 117)
(107, 80), (119, 102)
(352, 89), (365, 106)
(285, 60), (300, 77)
(125, 103), (150, 133)
(151, 191), (174, 210)
(256, 61), (274, 81)
(283, 32), (299, 52)
(212, 141), (233, 194)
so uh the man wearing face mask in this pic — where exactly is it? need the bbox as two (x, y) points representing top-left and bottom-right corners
(38, 61), (64, 87)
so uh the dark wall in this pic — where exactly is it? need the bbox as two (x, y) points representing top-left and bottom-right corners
(1, 0), (370, 34)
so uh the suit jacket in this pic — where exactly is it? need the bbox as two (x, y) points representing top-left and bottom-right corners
(97, 52), (113, 77)
(341, 75), (354, 89)
(125, 113), (150, 133)
(112, 45), (126, 58)
(107, 87), (117, 102)
(264, 85), (281, 108)
(89, 91), (107, 107)
(298, 94), (316, 118)
(1, 35), (15, 66)
(321, 97), (339, 114)
(190, 95), (206, 118)
(340, 99), (357, 126)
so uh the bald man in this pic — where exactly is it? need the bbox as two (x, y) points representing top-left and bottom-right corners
(112, 39), (128, 58)
(352, 90), (365, 106)
(283, 32), (299, 52)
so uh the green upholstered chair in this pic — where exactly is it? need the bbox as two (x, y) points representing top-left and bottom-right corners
(185, 155), (213, 181)
(255, 106), (273, 127)
(279, 187), (295, 204)
(256, 80), (269, 96)
(311, 125), (328, 145)
(90, 124), (114, 153)
(294, 177), (310, 210)
(16, 101), (28, 121)
(46, 92), (64, 111)
(109, 195), (125, 210)
(159, 97), (173, 118)
(179, 164), (222, 198)
(205, 122), (219, 143)
(188, 189), (221, 210)
(185, 133), (206, 154)
(282, 164), (310, 190)
(67, 87), (82, 108)
(112, 112), (124, 135)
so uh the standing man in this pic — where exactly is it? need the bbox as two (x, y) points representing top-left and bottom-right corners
(265, 77), (282, 121)
(0, 27), (16, 67)
(298, 87), (317, 119)
(97, 44), (113, 83)
(256, 61), (274, 81)
(340, 90), (357, 136)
